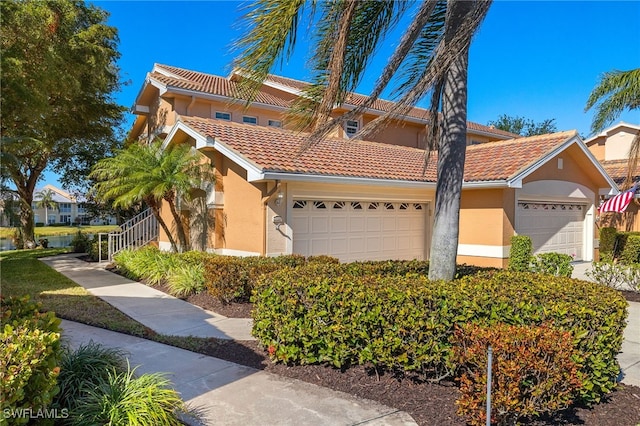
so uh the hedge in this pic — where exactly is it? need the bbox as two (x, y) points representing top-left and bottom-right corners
(252, 268), (627, 404)
(1, 297), (62, 424)
(508, 235), (532, 272)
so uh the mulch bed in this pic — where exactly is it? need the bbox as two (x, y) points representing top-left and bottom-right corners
(99, 261), (640, 425)
(157, 286), (640, 426)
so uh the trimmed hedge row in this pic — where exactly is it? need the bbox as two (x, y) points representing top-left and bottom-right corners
(1, 297), (62, 424)
(252, 268), (627, 404)
(599, 227), (640, 263)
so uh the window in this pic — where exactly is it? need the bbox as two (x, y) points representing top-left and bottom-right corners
(384, 203), (394, 210)
(368, 202), (379, 210)
(313, 201), (326, 209)
(293, 201), (307, 209)
(242, 116), (258, 125)
(351, 202), (362, 210)
(48, 216), (56, 225)
(268, 119), (282, 128)
(60, 215), (71, 224)
(333, 202), (345, 209)
(345, 120), (359, 137)
(215, 111), (231, 121)
(60, 203), (71, 213)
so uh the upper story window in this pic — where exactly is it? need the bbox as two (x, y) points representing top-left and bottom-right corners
(345, 120), (359, 137)
(268, 119), (282, 128)
(215, 111), (231, 121)
(242, 116), (258, 125)
(59, 203), (71, 213)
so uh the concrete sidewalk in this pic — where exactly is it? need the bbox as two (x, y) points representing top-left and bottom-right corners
(61, 320), (417, 426)
(40, 254), (253, 340)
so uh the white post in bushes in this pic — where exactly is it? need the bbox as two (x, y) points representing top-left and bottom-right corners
(486, 345), (493, 426)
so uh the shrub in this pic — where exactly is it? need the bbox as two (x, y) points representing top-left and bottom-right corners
(167, 263), (206, 297)
(112, 246), (177, 286)
(55, 342), (127, 412)
(508, 235), (532, 272)
(588, 261), (640, 292)
(253, 269), (626, 404)
(70, 231), (91, 253)
(1, 297), (62, 424)
(452, 322), (582, 425)
(88, 236), (108, 261)
(599, 227), (617, 261)
(112, 249), (142, 280)
(529, 252), (574, 277)
(620, 234), (640, 265)
(70, 366), (186, 426)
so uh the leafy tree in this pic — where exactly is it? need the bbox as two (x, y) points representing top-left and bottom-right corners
(0, 0), (124, 247)
(233, 0), (492, 280)
(34, 188), (59, 225)
(487, 114), (557, 137)
(585, 68), (640, 189)
(90, 141), (215, 252)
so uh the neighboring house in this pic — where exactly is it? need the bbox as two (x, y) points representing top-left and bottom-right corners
(32, 184), (117, 226)
(585, 122), (640, 232)
(129, 64), (618, 267)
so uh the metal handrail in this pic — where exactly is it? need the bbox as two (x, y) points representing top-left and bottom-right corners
(99, 209), (158, 262)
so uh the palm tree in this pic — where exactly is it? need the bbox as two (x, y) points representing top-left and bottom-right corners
(233, 0), (492, 280)
(35, 188), (58, 225)
(585, 68), (640, 188)
(90, 140), (215, 252)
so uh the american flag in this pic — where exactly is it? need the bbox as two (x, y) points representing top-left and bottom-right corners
(599, 182), (638, 213)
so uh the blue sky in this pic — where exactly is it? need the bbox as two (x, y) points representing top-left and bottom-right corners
(44, 0), (640, 186)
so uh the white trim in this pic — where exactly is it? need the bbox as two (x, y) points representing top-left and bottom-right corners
(508, 134), (619, 191)
(207, 248), (261, 257)
(152, 64), (184, 80)
(457, 244), (510, 258)
(584, 121), (640, 144)
(259, 172), (437, 189)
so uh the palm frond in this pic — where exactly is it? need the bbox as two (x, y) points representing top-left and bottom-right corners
(585, 68), (640, 134)
(232, 0), (309, 101)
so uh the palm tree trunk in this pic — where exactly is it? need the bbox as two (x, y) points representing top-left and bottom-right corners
(163, 194), (189, 252)
(428, 0), (472, 281)
(146, 198), (179, 253)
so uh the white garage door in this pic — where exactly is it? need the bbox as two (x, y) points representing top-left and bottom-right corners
(292, 200), (427, 262)
(517, 202), (585, 260)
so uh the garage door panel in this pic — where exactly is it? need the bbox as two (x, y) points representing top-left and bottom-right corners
(517, 202), (584, 260)
(293, 199), (426, 262)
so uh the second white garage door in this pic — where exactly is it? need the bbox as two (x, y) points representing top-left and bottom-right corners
(516, 201), (585, 260)
(291, 200), (427, 262)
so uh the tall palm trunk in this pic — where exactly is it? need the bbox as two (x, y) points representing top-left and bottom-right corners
(146, 197), (179, 253)
(428, 0), (472, 281)
(164, 193), (189, 252)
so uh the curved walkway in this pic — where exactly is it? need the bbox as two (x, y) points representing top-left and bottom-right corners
(43, 254), (416, 426)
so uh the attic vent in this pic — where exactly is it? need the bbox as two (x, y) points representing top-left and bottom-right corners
(558, 158), (564, 169)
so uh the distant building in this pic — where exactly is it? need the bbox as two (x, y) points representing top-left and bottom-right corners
(31, 184), (116, 226)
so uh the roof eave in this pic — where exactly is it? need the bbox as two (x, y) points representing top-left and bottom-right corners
(256, 172), (437, 188)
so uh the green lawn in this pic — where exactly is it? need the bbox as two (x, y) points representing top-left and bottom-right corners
(0, 248), (216, 353)
(0, 225), (119, 239)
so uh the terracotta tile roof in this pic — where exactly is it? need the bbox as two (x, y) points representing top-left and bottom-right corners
(154, 65), (518, 140)
(463, 131), (578, 181)
(263, 74), (520, 139)
(152, 65), (291, 108)
(178, 116), (575, 184)
(601, 159), (639, 187)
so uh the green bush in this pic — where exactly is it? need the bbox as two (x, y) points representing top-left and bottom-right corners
(529, 252), (574, 277)
(252, 269), (627, 404)
(1, 297), (62, 424)
(452, 323), (582, 425)
(508, 235), (532, 272)
(167, 263), (206, 297)
(70, 231), (91, 253)
(55, 342), (127, 412)
(69, 366), (186, 426)
(599, 227), (617, 261)
(88, 236), (108, 261)
(620, 234), (640, 265)
(113, 246), (177, 285)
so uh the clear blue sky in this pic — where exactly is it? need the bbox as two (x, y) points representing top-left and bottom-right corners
(44, 0), (640, 186)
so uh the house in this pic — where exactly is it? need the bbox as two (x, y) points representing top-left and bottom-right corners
(32, 184), (116, 226)
(130, 64), (618, 267)
(585, 122), (640, 232)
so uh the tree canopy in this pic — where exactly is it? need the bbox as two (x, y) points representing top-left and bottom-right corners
(0, 0), (124, 246)
(585, 68), (640, 135)
(487, 114), (557, 137)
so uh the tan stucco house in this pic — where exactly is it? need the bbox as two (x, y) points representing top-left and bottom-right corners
(129, 64), (618, 268)
(585, 122), (640, 232)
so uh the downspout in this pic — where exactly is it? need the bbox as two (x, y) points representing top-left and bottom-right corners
(261, 180), (281, 256)
(186, 96), (196, 116)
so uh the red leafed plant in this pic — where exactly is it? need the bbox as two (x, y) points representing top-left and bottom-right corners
(452, 322), (583, 426)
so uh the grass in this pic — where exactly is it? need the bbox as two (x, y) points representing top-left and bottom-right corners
(0, 225), (119, 238)
(0, 248), (220, 355)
